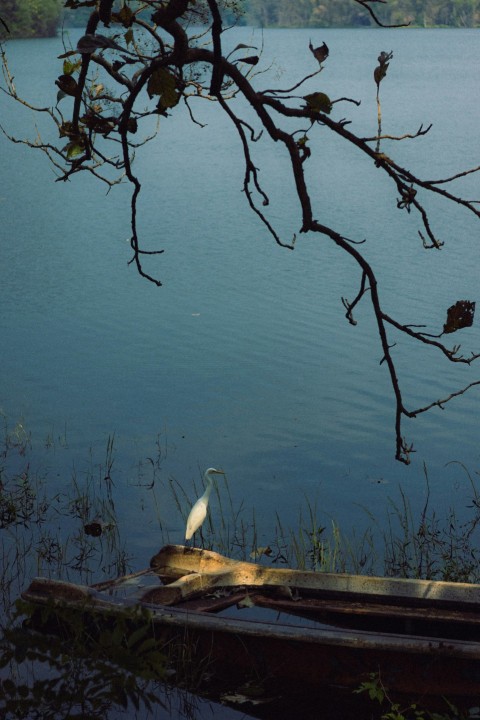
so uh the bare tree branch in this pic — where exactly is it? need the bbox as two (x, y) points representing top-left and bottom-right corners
(1, 0), (478, 464)
(353, 0), (410, 28)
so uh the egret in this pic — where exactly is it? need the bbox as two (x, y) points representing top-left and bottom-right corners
(185, 468), (225, 543)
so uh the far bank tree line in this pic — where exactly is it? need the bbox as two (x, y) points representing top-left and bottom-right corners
(2, 0), (480, 38)
(1, 0), (61, 38)
(246, 0), (480, 27)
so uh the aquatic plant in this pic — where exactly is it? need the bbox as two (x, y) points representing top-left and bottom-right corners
(1, 422), (480, 719)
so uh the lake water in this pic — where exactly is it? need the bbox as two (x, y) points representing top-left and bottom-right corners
(1, 26), (480, 569)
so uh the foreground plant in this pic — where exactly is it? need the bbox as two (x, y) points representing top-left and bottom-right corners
(355, 672), (473, 720)
(0, 601), (166, 719)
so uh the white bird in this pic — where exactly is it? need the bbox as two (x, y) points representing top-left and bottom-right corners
(185, 468), (225, 543)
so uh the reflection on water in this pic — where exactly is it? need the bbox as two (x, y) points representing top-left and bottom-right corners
(2, 406), (480, 718)
(1, 28), (480, 543)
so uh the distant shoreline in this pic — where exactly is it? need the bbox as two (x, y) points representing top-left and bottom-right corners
(4, 22), (479, 40)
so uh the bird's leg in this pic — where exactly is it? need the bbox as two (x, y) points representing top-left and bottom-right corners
(184, 537), (194, 553)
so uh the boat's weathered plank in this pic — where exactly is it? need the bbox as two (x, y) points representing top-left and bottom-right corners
(249, 592), (480, 630)
(21, 573), (480, 699)
(151, 545), (480, 609)
(20, 545), (480, 700)
(21, 575), (480, 658)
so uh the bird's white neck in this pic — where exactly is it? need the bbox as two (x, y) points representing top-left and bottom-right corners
(203, 476), (214, 499)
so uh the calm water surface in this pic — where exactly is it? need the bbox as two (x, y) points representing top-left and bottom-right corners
(1, 27), (479, 565)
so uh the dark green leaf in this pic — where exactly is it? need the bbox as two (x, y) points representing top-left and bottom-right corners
(303, 91), (332, 114)
(116, 5), (134, 27)
(63, 58), (82, 76)
(55, 74), (78, 96)
(126, 624), (148, 649)
(147, 68), (179, 109)
(65, 141), (85, 159)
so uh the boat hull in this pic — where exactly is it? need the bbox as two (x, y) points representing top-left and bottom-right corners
(22, 572), (480, 700)
(142, 600), (480, 698)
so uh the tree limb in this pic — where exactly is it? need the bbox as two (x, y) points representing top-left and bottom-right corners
(1, 0), (478, 463)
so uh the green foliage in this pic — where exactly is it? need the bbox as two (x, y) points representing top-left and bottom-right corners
(245, 0), (370, 27)
(383, 464), (480, 582)
(63, 0), (246, 29)
(0, 601), (166, 718)
(243, 0), (480, 27)
(356, 672), (471, 720)
(1, 0), (62, 38)
(303, 91), (333, 114)
(5, 0), (480, 38)
(2, 422), (480, 716)
(147, 68), (181, 111)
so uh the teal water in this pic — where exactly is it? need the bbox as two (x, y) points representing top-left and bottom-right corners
(1, 27), (479, 563)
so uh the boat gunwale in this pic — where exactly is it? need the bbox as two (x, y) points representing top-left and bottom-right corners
(21, 576), (480, 661)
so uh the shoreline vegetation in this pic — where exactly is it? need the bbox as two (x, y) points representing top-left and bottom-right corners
(2, 417), (480, 596)
(1, 419), (480, 718)
(2, 0), (480, 39)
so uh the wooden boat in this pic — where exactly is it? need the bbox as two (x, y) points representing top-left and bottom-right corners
(21, 544), (480, 701)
